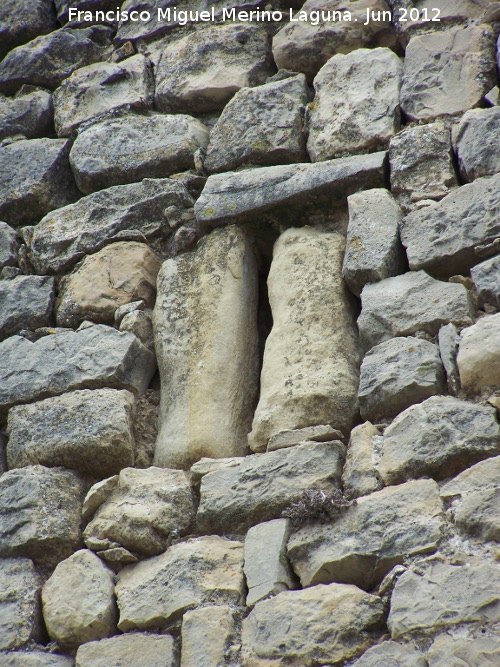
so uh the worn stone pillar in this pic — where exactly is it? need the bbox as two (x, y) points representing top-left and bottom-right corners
(153, 225), (259, 469)
(248, 226), (361, 452)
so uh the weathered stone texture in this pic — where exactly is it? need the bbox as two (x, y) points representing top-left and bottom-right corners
(307, 48), (402, 161)
(0, 653), (73, 667)
(267, 423), (341, 452)
(0, 222), (19, 269)
(0, 558), (41, 651)
(0, 275), (55, 341)
(70, 114), (209, 194)
(197, 442), (344, 535)
(378, 397), (500, 484)
(75, 633), (177, 667)
(427, 634), (500, 667)
(241, 583), (384, 666)
(452, 106), (500, 182)
(457, 313), (500, 393)
(181, 606), (235, 667)
(0, 89), (53, 142)
(358, 270), (473, 351)
(438, 322), (461, 395)
(57, 242), (161, 328)
(351, 641), (426, 667)
(471, 256), (500, 309)
(204, 74), (308, 173)
(342, 422), (382, 499)
(42, 550), (117, 651)
(0, 0), (58, 61)
(153, 226), (258, 469)
(115, 537), (244, 631)
(7, 389), (135, 478)
(249, 227), (360, 451)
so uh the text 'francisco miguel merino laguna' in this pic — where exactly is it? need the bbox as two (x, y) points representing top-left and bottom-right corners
(68, 6), (442, 26)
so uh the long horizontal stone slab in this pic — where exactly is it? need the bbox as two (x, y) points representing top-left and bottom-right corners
(194, 151), (387, 229)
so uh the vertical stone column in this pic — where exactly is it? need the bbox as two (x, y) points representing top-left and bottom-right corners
(153, 225), (259, 469)
(248, 226), (360, 452)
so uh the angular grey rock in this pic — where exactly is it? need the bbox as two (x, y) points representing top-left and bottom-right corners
(267, 424), (343, 452)
(190, 456), (244, 490)
(457, 313), (500, 393)
(249, 228), (360, 450)
(70, 113), (209, 194)
(75, 633), (177, 667)
(155, 24), (274, 114)
(241, 583), (385, 666)
(378, 396), (500, 485)
(288, 479), (443, 590)
(0, 222), (19, 269)
(452, 107), (500, 182)
(0, 275), (55, 341)
(307, 48), (402, 161)
(197, 442), (345, 535)
(342, 188), (405, 296)
(342, 422), (382, 499)
(388, 561), (500, 638)
(389, 122), (457, 212)
(0, 0), (57, 61)
(402, 172), (500, 277)
(119, 310), (153, 349)
(53, 54), (154, 137)
(0, 325), (156, 419)
(427, 634), (500, 667)
(195, 151), (386, 229)
(441, 455), (500, 541)
(42, 550), (117, 651)
(400, 26), (497, 122)
(272, 0), (396, 81)
(153, 226), (258, 469)
(181, 606), (236, 667)
(350, 641), (426, 667)
(0, 558), (41, 651)
(7, 389), (136, 478)
(438, 323), (460, 394)
(204, 74), (308, 174)
(358, 337), (446, 422)
(0, 466), (86, 568)
(0, 27), (111, 95)
(83, 467), (196, 561)
(244, 519), (294, 607)
(358, 270), (473, 351)
(115, 536), (244, 631)
(0, 653), (73, 667)
(471, 255), (500, 309)
(27, 178), (193, 274)
(0, 138), (79, 227)
(55, 0), (118, 25)
(0, 89), (53, 142)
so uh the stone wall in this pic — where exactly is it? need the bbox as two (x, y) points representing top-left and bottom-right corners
(2, 1), (500, 665)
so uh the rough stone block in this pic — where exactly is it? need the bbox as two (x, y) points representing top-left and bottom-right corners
(427, 634), (500, 667)
(0, 222), (19, 269)
(452, 106), (500, 182)
(0, 559), (41, 651)
(180, 606), (235, 667)
(75, 633), (177, 667)
(0, 653), (72, 667)
(0, 89), (53, 142)
(0, 275), (55, 341)
(341, 422), (382, 499)
(0, 0), (57, 61)
(438, 322), (460, 394)
(457, 313), (500, 392)
(267, 424), (342, 452)
(471, 256), (500, 309)
(351, 641), (426, 667)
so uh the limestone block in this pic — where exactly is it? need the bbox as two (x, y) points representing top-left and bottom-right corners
(358, 271), (473, 351)
(204, 74), (308, 174)
(389, 122), (457, 212)
(351, 641), (426, 667)
(57, 242), (161, 328)
(115, 536), (244, 631)
(273, 0), (396, 81)
(119, 310), (153, 349)
(75, 633), (177, 667)
(153, 225), (258, 469)
(27, 178), (193, 274)
(438, 323), (460, 394)
(155, 24), (274, 113)
(0, 559), (41, 651)
(241, 583), (384, 666)
(181, 606), (235, 667)
(378, 396), (500, 485)
(82, 476), (119, 523)
(190, 456), (243, 489)
(42, 550), (117, 651)
(244, 519), (294, 606)
(53, 54), (154, 137)
(307, 48), (402, 161)
(471, 256), (500, 309)
(452, 107), (500, 182)
(358, 337), (446, 422)
(0, 138), (79, 227)
(388, 561), (500, 638)
(427, 634), (500, 667)
(7, 389), (135, 478)
(341, 422), (382, 499)
(197, 442), (344, 535)
(249, 227), (360, 451)
(401, 172), (500, 278)
(70, 114), (209, 194)
(0, 275), (55, 341)
(0, 222), (19, 269)
(288, 479), (443, 590)
(342, 188), (404, 296)
(267, 424), (342, 452)
(0, 26), (110, 94)
(195, 151), (386, 229)
(0, 89), (53, 142)
(400, 26), (497, 122)
(83, 467), (196, 561)
(457, 313), (500, 392)
(441, 455), (500, 541)
(0, 466), (86, 568)
(0, 0), (57, 61)
(0, 653), (73, 667)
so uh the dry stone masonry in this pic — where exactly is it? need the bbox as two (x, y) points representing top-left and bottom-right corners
(3, 1), (500, 665)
